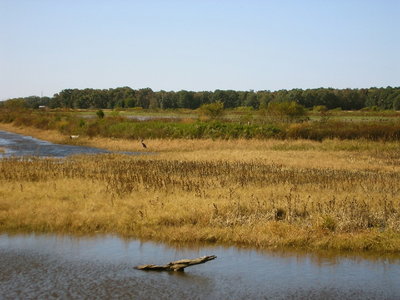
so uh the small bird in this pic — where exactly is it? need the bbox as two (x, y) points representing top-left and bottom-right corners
(141, 139), (147, 148)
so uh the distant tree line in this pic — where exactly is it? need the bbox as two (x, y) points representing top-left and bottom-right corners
(2, 87), (400, 110)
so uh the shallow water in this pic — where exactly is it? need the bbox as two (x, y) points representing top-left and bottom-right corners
(125, 115), (182, 121)
(0, 234), (399, 299)
(80, 114), (183, 121)
(0, 130), (140, 158)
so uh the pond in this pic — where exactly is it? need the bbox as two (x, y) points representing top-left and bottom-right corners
(0, 130), (139, 158)
(0, 234), (399, 299)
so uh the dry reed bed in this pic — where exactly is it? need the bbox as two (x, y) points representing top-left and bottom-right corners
(1, 155), (399, 252)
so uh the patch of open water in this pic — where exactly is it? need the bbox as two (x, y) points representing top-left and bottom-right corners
(0, 234), (399, 299)
(0, 130), (140, 158)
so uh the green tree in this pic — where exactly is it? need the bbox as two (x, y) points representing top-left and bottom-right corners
(393, 94), (400, 110)
(136, 88), (153, 108)
(2, 98), (27, 110)
(177, 90), (194, 108)
(244, 92), (259, 108)
(257, 91), (273, 110)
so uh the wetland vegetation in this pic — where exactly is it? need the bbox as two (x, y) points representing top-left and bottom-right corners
(0, 105), (399, 142)
(0, 129), (399, 252)
(0, 92), (399, 253)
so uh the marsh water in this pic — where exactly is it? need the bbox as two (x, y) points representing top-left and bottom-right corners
(80, 114), (183, 121)
(0, 130), (142, 158)
(0, 130), (110, 158)
(1, 130), (400, 299)
(0, 234), (399, 299)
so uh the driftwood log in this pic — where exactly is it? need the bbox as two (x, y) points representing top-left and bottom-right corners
(135, 255), (217, 272)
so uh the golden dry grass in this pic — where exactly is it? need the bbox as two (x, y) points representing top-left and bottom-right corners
(1, 150), (399, 252)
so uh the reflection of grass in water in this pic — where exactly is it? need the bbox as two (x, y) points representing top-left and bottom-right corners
(0, 148), (399, 252)
(0, 147), (5, 153)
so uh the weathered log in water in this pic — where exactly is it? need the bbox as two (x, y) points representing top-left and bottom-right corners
(135, 255), (217, 272)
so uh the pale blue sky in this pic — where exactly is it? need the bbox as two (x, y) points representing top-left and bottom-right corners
(1, 0), (399, 99)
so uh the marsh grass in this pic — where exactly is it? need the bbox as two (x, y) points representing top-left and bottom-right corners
(1, 109), (400, 141)
(1, 121), (399, 252)
(1, 152), (399, 252)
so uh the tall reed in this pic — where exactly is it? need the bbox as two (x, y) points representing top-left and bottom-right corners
(1, 153), (399, 252)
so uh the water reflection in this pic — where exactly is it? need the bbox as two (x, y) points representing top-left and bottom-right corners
(79, 114), (185, 121)
(125, 115), (182, 121)
(0, 234), (399, 299)
(0, 130), (141, 158)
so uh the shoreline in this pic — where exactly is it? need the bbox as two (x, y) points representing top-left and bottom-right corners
(2, 230), (400, 257)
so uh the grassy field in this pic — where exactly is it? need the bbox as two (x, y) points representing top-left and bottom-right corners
(18, 107), (400, 124)
(1, 108), (400, 141)
(0, 122), (400, 252)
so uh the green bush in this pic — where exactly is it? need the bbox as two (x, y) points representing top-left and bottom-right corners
(96, 110), (105, 119)
(199, 102), (224, 119)
(313, 105), (328, 113)
(267, 101), (307, 122)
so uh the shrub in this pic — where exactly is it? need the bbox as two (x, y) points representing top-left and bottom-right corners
(361, 106), (380, 112)
(96, 110), (105, 119)
(87, 121), (103, 137)
(267, 101), (307, 122)
(199, 102), (225, 119)
(313, 105), (328, 113)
